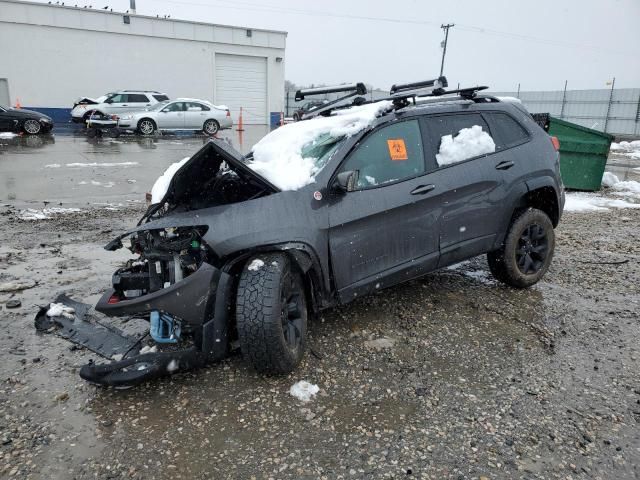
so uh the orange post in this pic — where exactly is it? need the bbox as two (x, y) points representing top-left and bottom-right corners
(14, 98), (21, 109)
(236, 107), (245, 132)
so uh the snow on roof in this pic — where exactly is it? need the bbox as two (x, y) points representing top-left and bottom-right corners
(248, 100), (393, 191)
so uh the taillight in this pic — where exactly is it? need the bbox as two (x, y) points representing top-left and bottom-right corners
(226, 109), (230, 117)
(107, 294), (121, 304)
(550, 136), (560, 151)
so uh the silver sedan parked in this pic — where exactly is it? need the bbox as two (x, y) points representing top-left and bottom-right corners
(117, 98), (232, 135)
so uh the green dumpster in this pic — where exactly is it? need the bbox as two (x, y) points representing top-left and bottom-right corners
(531, 114), (614, 191)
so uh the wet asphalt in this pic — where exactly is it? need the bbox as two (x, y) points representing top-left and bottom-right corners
(0, 131), (639, 479)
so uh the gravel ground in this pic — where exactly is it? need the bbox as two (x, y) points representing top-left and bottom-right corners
(0, 199), (639, 479)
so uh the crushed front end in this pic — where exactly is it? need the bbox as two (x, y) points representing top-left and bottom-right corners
(80, 226), (233, 387)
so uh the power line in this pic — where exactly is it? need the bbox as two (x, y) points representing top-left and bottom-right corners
(151, 0), (637, 55)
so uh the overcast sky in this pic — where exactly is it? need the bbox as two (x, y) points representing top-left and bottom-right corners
(30, 0), (640, 91)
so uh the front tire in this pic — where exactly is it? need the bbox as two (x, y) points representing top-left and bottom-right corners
(236, 253), (307, 374)
(203, 119), (219, 135)
(137, 118), (156, 136)
(23, 119), (42, 135)
(488, 208), (555, 288)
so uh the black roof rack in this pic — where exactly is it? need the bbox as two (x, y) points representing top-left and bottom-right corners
(390, 76), (448, 96)
(295, 83), (368, 120)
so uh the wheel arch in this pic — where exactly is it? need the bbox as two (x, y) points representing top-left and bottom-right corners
(221, 242), (333, 313)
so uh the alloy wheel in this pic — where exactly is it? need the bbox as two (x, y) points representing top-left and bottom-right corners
(515, 223), (548, 274)
(23, 119), (41, 135)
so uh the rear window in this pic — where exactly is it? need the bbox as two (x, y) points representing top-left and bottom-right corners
(128, 94), (150, 103)
(483, 112), (530, 150)
(153, 94), (169, 102)
(421, 113), (492, 168)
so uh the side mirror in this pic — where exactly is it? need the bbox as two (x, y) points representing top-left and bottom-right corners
(332, 170), (358, 193)
(104, 98), (113, 104)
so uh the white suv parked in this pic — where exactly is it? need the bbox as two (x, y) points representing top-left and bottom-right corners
(71, 90), (169, 123)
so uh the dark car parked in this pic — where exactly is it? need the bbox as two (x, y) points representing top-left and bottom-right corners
(42, 82), (564, 387)
(292, 100), (327, 121)
(0, 105), (53, 134)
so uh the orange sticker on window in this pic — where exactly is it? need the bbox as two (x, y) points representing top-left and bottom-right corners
(387, 139), (408, 161)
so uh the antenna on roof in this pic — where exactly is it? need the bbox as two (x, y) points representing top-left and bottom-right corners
(295, 83), (368, 120)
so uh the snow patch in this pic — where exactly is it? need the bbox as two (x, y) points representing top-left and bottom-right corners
(139, 345), (158, 354)
(496, 96), (522, 104)
(247, 259), (265, 271)
(151, 157), (190, 204)
(0, 132), (18, 139)
(19, 207), (82, 220)
(248, 100), (393, 190)
(46, 303), (75, 319)
(289, 381), (320, 402)
(564, 193), (640, 212)
(45, 164), (61, 168)
(0, 279), (36, 292)
(167, 359), (179, 373)
(601, 171), (620, 187)
(436, 125), (496, 166)
(111, 354), (123, 362)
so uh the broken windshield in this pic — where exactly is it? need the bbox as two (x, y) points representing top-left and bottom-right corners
(299, 133), (344, 170)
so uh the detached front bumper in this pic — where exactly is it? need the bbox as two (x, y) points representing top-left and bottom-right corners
(96, 262), (231, 331)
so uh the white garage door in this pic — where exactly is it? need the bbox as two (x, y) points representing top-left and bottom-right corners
(215, 54), (267, 125)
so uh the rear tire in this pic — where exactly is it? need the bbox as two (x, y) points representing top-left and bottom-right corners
(488, 208), (555, 288)
(203, 119), (219, 135)
(236, 253), (307, 374)
(137, 118), (156, 136)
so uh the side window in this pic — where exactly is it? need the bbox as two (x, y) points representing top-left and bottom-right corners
(108, 94), (127, 103)
(153, 94), (169, 102)
(483, 112), (529, 150)
(422, 114), (496, 167)
(339, 120), (425, 189)
(186, 102), (209, 111)
(163, 102), (185, 112)
(128, 94), (149, 103)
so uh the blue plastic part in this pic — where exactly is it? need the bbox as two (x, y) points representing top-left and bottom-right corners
(150, 311), (181, 344)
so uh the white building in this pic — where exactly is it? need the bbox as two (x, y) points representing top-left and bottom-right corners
(0, 0), (286, 125)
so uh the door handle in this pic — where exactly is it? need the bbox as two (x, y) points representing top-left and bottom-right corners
(410, 184), (436, 195)
(495, 160), (515, 170)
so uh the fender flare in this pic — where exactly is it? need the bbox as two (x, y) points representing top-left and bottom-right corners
(221, 242), (334, 311)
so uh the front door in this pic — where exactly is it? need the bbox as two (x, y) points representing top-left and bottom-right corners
(328, 119), (440, 301)
(157, 102), (186, 129)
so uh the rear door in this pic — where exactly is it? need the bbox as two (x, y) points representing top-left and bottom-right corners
(157, 102), (186, 129)
(183, 102), (209, 130)
(126, 93), (152, 112)
(420, 113), (505, 266)
(328, 119), (441, 300)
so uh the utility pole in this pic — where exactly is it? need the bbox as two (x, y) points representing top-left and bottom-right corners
(439, 23), (454, 77)
(130, 0), (136, 14)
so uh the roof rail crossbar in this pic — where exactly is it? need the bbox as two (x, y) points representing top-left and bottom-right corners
(295, 83), (368, 120)
(390, 76), (448, 96)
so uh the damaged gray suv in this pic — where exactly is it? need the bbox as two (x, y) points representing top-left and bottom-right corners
(38, 79), (564, 387)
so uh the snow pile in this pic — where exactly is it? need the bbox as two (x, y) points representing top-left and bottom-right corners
(150, 156), (190, 204)
(601, 171), (620, 187)
(139, 345), (158, 354)
(248, 100), (393, 190)
(19, 207), (82, 220)
(0, 132), (18, 139)
(46, 303), (75, 319)
(0, 279), (36, 292)
(247, 258), (265, 271)
(436, 125), (496, 166)
(610, 141), (640, 159)
(564, 194), (640, 212)
(565, 174), (640, 212)
(289, 381), (320, 402)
